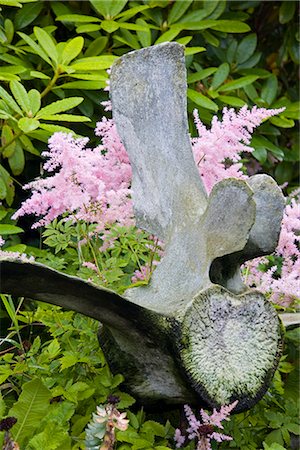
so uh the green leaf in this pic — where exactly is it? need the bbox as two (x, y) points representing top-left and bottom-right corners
(56, 14), (101, 23)
(90, 0), (127, 18)
(68, 72), (107, 80)
(9, 378), (52, 447)
(0, 165), (14, 205)
(141, 421), (165, 438)
(251, 135), (284, 160)
(56, 80), (107, 89)
(8, 140), (24, 175)
(17, 31), (52, 65)
(286, 423), (300, 435)
(168, 0), (193, 24)
(115, 29), (140, 49)
(101, 19), (120, 33)
(40, 114), (90, 122)
(270, 116), (294, 128)
(211, 62), (230, 89)
(171, 19), (218, 30)
(184, 46), (206, 55)
(279, 1), (296, 24)
(59, 352), (78, 370)
(19, 134), (40, 155)
(36, 97), (83, 118)
(28, 89), (41, 116)
(1, 124), (15, 158)
(9, 80), (30, 114)
(218, 95), (246, 107)
(85, 36), (108, 57)
(210, 20), (251, 33)
(0, 86), (22, 115)
(219, 75), (258, 92)
(70, 55), (117, 71)
(38, 124), (75, 134)
(0, 73), (20, 81)
(187, 88), (218, 111)
(29, 70), (51, 80)
(14, 1), (43, 30)
(135, 18), (151, 47)
(0, 177), (7, 199)
(34, 27), (58, 64)
(0, 224), (23, 235)
(18, 117), (40, 132)
(261, 74), (278, 106)
(236, 33), (257, 64)
(76, 24), (101, 33)
(187, 67), (217, 83)
(61, 36), (84, 65)
(252, 146), (268, 164)
(115, 5), (149, 20)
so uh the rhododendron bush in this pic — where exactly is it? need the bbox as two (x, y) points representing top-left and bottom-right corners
(9, 105), (300, 306)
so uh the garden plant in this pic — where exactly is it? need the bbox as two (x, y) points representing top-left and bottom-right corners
(0, 1), (299, 450)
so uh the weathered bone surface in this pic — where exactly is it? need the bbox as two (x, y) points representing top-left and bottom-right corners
(0, 42), (288, 412)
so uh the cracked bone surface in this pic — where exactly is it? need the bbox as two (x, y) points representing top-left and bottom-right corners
(1, 43), (286, 411)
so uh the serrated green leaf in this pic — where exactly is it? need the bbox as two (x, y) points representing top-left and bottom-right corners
(168, 0), (193, 24)
(28, 89), (41, 116)
(141, 420), (165, 438)
(1, 124), (15, 158)
(36, 97), (83, 118)
(0, 224), (23, 235)
(61, 36), (84, 65)
(9, 378), (52, 446)
(8, 140), (24, 175)
(0, 86), (22, 114)
(56, 14), (101, 23)
(34, 26), (58, 64)
(219, 75), (258, 92)
(210, 20), (251, 33)
(9, 80), (30, 113)
(187, 88), (218, 111)
(236, 33), (257, 64)
(90, 0), (127, 18)
(41, 114), (90, 122)
(18, 117), (40, 132)
(211, 62), (230, 89)
(17, 31), (52, 65)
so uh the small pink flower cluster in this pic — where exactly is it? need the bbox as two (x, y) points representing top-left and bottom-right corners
(175, 401), (238, 450)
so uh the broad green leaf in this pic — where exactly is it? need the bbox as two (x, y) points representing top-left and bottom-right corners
(261, 74), (278, 106)
(0, 165), (14, 205)
(136, 18), (151, 47)
(218, 95), (246, 107)
(18, 117), (40, 132)
(101, 19), (120, 33)
(202, 29), (220, 47)
(211, 62), (230, 89)
(9, 378), (52, 446)
(252, 146), (268, 164)
(40, 114), (90, 122)
(0, 0), (22, 6)
(17, 31), (52, 65)
(10, 80), (30, 113)
(0, 65), (26, 74)
(118, 22), (152, 31)
(70, 55), (117, 71)
(0, 86), (22, 114)
(85, 36), (108, 57)
(210, 20), (251, 33)
(251, 135), (284, 160)
(168, 0), (193, 24)
(184, 46), (206, 55)
(0, 73), (20, 81)
(1, 124), (15, 158)
(115, 5), (149, 20)
(68, 72), (107, 80)
(56, 14), (101, 23)
(39, 123), (76, 134)
(62, 36), (84, 65)
(237, 51), (261, 69)
(218, 75), (258, 92)
(5, 244), (26, 253)
(28, 89), (41, 115)
(236, 33), (257, 64)
(279, 0), (296, 24)
(0, 177), (7, 199)
(8, 141), (25, 175)
(176, 36), (193, 45)
(187, 88), (218, 111)
(0, 224), (23, 235)
(172, 19), (218, 30)
(27, 422), (71, 450)
(19, 135), (40, 155)
(36, 97), (83, 118)
(55, 80), (107, 89)
(116, 29), (140, 49)
(30, 70), (51, 79)
(239, 68), (271, 78)
(90, 0), (127, 18)
(76, 24), (101, 33)
(187, 67), (217, 83)
(270, 116), (294, 128)
(14, 1), (43, 30)
(34, 27), (58, 64)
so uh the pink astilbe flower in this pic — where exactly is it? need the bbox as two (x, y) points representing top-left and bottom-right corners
(0, 236), (5, 247)
(192, 106), (285, 193)
(175, 401), (237, 449)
